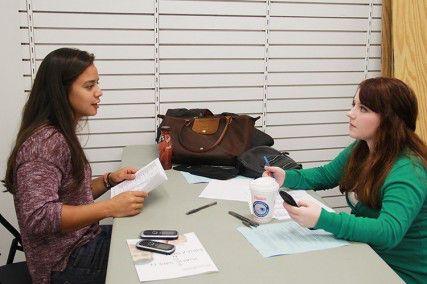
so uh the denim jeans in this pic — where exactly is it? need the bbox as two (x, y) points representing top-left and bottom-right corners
(51, 225), (112, 284)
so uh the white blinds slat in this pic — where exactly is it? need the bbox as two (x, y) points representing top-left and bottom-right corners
(101, 90), (154, 104)
(267, 111), (349, 126)
(289, 148), (344, 163)
(269, 46), (381, 58)
(160, 87), (263, 102)
(267, 124), (348, 138)
(160, 46), (265, 59)
(96, 104), (155, 119)
(22, 30), (154, 44)
(161, 74), (264, 88)
(275, 136), (353, 151)
(159, 1), (266, 16)
(271, 3), (370, 17)
(267, 98), (351, 113)
(160, 101), (262, 115)
(268, 72), (366, 86)
(159, 30), (265, 45)
(270, 17), (381, 31)
(29, 13), (154, 29)
(22, 45), (155, 60)
(161, 60), (265, 74)
(78, 132), (155, 148)
(270, 31), (381, 45)
(30, 0), (155, 13)
(269, 58), (380, 72)
(160, 15), (265, 30)
(268, 85), (358, 99)
(79, 118), (155, 134)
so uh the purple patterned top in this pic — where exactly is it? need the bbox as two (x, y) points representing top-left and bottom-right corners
(13, 125), (100, 283)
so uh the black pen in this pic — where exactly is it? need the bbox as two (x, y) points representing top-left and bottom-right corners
(186, 201), (217, 215)
(228, 211), (259, 227)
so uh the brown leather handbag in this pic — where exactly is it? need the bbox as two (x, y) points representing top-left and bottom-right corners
(158, 114), (256, 165)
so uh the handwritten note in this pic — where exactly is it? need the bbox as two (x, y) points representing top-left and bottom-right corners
(111, 158), (167, 198)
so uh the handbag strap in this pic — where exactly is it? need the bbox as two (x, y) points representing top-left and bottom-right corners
(178, 116), (232, 153)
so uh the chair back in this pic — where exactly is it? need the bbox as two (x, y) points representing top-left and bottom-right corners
(0, 214), (23, 264)
(0, 214), (31, 283)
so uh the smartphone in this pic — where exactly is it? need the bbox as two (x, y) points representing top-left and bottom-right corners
(140, 230), (179, 240)
(279, 191), (299, 207)
(136, 240), (176, 255)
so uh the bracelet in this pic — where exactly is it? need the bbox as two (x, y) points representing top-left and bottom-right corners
(103, 172), (112, 189)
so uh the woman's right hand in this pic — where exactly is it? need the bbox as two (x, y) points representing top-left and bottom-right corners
(107, 190), (148, 218)
(263, 166), (286, 187)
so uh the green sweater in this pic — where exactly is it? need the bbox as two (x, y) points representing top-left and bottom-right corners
(284, 144), (427, 284)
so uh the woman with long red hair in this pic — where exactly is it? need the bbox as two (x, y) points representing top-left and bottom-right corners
(265, 77), (426, 283)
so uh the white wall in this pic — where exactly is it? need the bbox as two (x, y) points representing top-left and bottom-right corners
(0, 0), (27, 264)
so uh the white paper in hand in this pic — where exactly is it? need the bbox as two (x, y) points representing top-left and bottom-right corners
(110, 158), (168, 198)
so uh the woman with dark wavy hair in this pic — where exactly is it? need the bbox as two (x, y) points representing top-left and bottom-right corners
(265, 77), (427, 283)
(3, 48), (148, 283)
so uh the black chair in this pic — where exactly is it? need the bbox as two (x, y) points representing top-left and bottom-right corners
(0, 213), (31, 283)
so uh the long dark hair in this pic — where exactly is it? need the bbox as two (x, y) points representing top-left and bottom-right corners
(3, 48), (95, 193)
(340, 77), (427, 209)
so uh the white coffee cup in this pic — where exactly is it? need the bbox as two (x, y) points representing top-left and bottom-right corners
(249, 176), (279, 223)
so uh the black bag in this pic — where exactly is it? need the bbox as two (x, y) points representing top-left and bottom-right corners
(237, 146), (302, 178)
(173, 164), (239, 180)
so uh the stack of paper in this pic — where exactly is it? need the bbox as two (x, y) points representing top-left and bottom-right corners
(111, 158), (167, 198)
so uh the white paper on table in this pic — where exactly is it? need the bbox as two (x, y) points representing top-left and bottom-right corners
(198, 178), (253, 202)
(110, 158), (167, 198)
(127, 232), (218, 282)
(273, 190), (335, 220)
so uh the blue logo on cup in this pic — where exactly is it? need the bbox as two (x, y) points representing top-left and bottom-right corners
(253, 201), (269, 217)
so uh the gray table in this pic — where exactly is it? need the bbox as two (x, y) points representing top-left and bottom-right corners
(106, 145), (402, 284)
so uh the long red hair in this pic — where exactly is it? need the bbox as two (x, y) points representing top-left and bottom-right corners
(340, 77), (427, 209)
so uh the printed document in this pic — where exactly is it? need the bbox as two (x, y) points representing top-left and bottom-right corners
(111, 158), (167, 198)
(237, 221), (349, 257)
(127, 232), (218, 282)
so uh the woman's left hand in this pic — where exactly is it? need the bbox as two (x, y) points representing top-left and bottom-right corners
(109, 167), (138, 185)
(283, 199), (322, 228)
